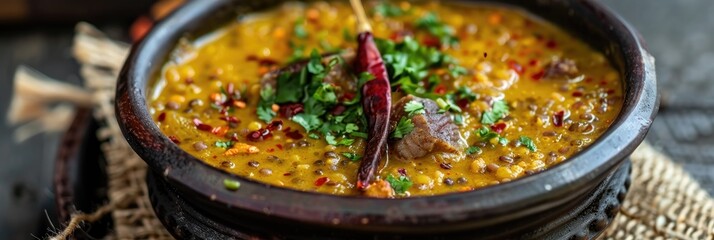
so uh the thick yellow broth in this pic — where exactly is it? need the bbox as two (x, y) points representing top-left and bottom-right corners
(149, 1), (623, 197)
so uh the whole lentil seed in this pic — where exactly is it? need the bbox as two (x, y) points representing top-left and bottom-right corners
(486, 163), (500, 172)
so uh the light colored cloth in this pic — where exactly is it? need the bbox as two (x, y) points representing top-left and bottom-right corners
(9, 23), (713, 240)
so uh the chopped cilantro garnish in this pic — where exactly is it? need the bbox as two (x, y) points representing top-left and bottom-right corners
(476, 126), (509, 146)
(309, 133), (320, 139)
(345, 123), (359, 133)
(275, 71), (304, 103)
(307, 50), (325, 74)
(465, 146), (481, 155)
(386, 175), (412, 194)
(291, 113), (322, 132)
(215, 140), (234, 149)
(453, 113), (464, 125)
(342, 152), (362, 161)
(404, 100), (425, 117)
(313, 83), (337, 104)
(374, 2), (408, 17)
(375, 37), (466, 100)
(481, 100), (509, 125)
(456, 86), (478, 101)
(293, 18), (308, 39)
(223, 179), (241, 191)
(350, 132), (368, 138)
(257, 85), (276, 122)
(391, 117), (414, 139)
(519, 136), (537, 152)
(415, 12), (459, 46)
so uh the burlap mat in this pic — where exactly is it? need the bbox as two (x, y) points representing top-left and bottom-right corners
(7, 23), (714, 240)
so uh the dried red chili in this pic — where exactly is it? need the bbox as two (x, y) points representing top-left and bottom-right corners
(315, 177), (329, 187)
(279, 103), (304, 118)
(351, 0), (392, 191)
(491, 122), (507, 133)
(157, 112), (166, 122)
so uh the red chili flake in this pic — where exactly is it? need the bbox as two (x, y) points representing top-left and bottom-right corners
(528, 59), (539, 67)
(456, 98), (470, 109)
(531, 70), (545, 81)
(572, 91), (583, 97)
(283, 172), (292, 176)
(434, 84), (447, 95)
(585, 77), (593, 83)
(440, 162), (453, 170)
(168, 136), (181, 144)
(211, 126), (229, 137)
(490, 122), (507, 133)
(266, 120), (283, 131)
(267, 148), (275, 153)
(483, 52), (488, 58)
(330, 105), (347, 116)
(600, 80), (608, 86)
(285, 130), (304, 140)
(276, 144), (283, 150)
(421, 35), (441, 48)
(553, 111), (565, 127)
(314, 177), (329, 187)
(389, 30), (412, 42)
(507, 60), (524, 75)
(397, 168), (407, 176)
(185, 77), (194, 84)
(607, 89), (616, 94)
(545, 39), (558, 49)
(279, 103), (304, 118)
(157, 112), (166, 122)
(193, 118), (213, 131)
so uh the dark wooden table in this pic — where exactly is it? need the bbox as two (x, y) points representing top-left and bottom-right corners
(0, 1), (712, 239)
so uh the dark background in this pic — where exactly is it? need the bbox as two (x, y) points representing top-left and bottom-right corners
(0, 0), (712, 239)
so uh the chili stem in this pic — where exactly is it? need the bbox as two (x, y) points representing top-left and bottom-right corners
(349, 0), (372, 33)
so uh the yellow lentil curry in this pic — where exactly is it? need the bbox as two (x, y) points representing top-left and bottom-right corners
(149, 1), (623, 197)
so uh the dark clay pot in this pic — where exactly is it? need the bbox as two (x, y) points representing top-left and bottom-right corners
(116, 0), (658, 238)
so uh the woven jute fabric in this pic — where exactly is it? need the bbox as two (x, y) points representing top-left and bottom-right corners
(11, 23), (714, 239)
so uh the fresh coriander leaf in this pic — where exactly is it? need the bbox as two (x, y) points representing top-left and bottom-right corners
(456, 86), (478, 101)
(345, 123), (359, 133)
(303, 98), (326, 116)
(358, 72), (375, 86)
(215, 140), (234, 149)
(292, 113), (322, 132)
(465, 146), (481, 155)
(313, 83), (337, 104)
(342, 152), (362, 161)
(498, 137), (509, 146)
(294, 18), (308, 39)
(385, 175), (412, 194)
(436, 98), (461, 113)
(374, 2), (406, 17)
(476, 126), (499, 141)
(309, 133), (320, 139)
(415, 12), (458, 46)
(275, 72), (304, 103)
(325, 134), (337, 145)
(338, 138), (355, 146)
(223, 179), (241, 191)
(519, 136), (537, 152)
(449, 65), (468, 78)
(404, 100), (425, 117)
(453, 114), (464, 125)
(391, 117), (414, 139)
(307, 49), (325, 74)
(481, 100), (509, 125)
(257, 105), (276, 123)
(260, 85), (275, 101)
(350, 132), (368, 138)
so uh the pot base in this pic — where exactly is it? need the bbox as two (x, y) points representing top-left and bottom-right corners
(148, 161), (630, 239)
